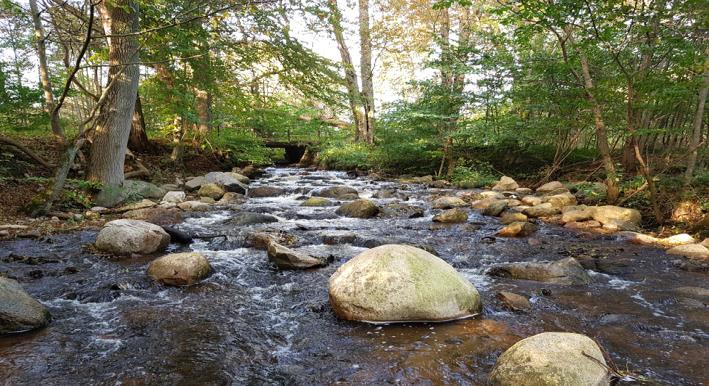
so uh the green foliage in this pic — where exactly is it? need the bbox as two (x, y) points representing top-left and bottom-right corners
(208, 130), (271, 165)
(451, 162), (498, 189)
(318, 142), (374, 170)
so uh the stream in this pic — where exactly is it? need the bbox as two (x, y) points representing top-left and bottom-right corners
(0, 168), (707, 385)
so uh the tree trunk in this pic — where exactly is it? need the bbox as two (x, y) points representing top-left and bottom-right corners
(578, 51), (619, 203)
(194, 88), (211, 138)
(358, 0), (374, 143)
(328, 0), (365, 140)
(29, 0), (64, 141)
(87, 0), (140, 186)
(128, 92), (150, 152)
(684, 51), (708, 185)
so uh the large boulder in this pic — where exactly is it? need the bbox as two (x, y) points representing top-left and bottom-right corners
(312, 186), (359, 200)
(95, 180), (167, 208)
(487, 257), (591, 285)
(328, 244), (482, 323)
(492, 176), (519, 191)
(248, 186), (286, 198)
(489, 332), (610, 386)
(535, 181), (567, 195)
(147, 252), (212, 286)
(433, 208), (468, 223)
(561, 205), (594, 223)
(227, 172), (250, 184)
(432, 196), (467, 209)
(95, 219), (170, 255)
(481, 200), (508, 217)
(336, 199), (379, 218)
(267, 242), (325, 269)
(523, 203), (560, 218)
(378, 202), (425, 219)
(0, 277), (50, 334)
(592, 206), (641, 227)
(204, 172), (247, 194)
(543, 192), (577, 209)
(229, 212), (279, 226)
(197, 183), (225, 200)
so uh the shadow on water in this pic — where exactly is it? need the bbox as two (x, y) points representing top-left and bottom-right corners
(0, 167), (707, 385)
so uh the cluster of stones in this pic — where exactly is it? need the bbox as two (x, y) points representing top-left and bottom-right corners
(460, 175), (708, 266)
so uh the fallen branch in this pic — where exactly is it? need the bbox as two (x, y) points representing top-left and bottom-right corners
(0, 136), (54, 169)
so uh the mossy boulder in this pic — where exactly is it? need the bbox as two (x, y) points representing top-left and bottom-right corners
(490, 332), (610, 386)
(301, 197), (333, 207)
(198, 183), (225, 200)
(328, 244), (482, 323)
(336, 199), (379, 218)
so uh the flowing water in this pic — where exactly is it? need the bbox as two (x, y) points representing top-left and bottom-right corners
(0, 168), (707, 385)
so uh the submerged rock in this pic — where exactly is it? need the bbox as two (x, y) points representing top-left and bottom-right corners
(312, 186), (359, 200)
(248, 186), (286, 197)
(487, 257), (591, 285)
(267, 242), (324, 269)
(147, 252), (212, 286)
(432, 196), (467, 209)
(328, 244), (482, 323)
(378, 202), (425, 218)
(496, 291), (531, 311)
(489, 332), (610, 386)
(229, 212), (279, 226)
(336, 199), (379, 218)
(95, 219), (170, 255)
(0, 277), (50, 334)
(433, 208), (468, 223)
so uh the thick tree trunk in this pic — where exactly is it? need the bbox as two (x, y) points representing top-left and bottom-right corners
(87, 0), (140, 186)
(358, 0), (374, 143)
(578, 52), (619, 203)
(29, 0), (64, 141)
(128, 92), (150, 152)
(328, 0), (365, 140)
(684, 52), (708, 185)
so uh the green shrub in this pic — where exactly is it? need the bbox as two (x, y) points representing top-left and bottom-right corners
(208, 130), (271, 165)
(318, 142), (374, 170)
(451, 161), (498, 188)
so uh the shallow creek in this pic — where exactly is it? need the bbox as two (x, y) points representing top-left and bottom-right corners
(0, 168), (707, 385)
